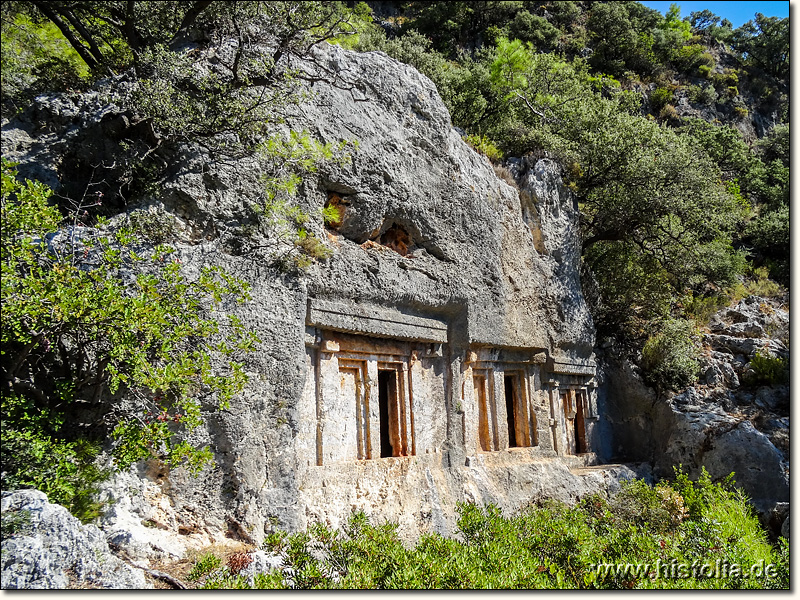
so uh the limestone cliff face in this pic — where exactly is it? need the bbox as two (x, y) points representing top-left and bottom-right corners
(597, 296), (789, 526)
(3, 42), (626, 557)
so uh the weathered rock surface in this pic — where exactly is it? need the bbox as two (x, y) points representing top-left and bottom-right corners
(1, 490), (149, 589)
(598, 295), (789, 523)
(4, 35), (786, 581)
(2, 39), (613, 561)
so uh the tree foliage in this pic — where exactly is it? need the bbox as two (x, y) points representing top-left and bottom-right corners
(1, 159), (257, 495)
(484, 39), (746, 335)
(732, 13), (789, 79)
(641, 318), (700, 393)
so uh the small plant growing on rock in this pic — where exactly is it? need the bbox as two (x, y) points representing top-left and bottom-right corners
(687, 83), (718, 105)
(464, 134), (504, 162)
(125, 209), (178, 244)
(187, 552), (222, 581)
(0, 508), (32, 540)
(227, 552), (254, 574)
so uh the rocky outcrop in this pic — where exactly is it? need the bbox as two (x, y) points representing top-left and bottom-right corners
(2, 39), (611, 559)
(599, 295), (789, 525)
(1, 490), (149, 589)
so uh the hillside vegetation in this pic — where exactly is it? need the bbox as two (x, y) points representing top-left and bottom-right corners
(341, 1), (788, 345)
(0, 2), (789, 583)
(189, 470), (788, 589)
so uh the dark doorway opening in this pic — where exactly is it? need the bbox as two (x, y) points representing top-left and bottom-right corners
(378, 370), (397, 458)
(504, 375), (518, 448)
(575, 391), (587, 454)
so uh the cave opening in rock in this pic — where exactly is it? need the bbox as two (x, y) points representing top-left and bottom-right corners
(378, 223), (411, 256)
(324, 192), (346, 229)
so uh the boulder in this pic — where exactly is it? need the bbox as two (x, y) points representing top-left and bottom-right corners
(1, 490), (149, 589)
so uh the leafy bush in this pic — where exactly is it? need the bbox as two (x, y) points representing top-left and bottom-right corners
(641, 318), (700, 392)
(508, 11), (560, 51)
(125, 209), (178, 244)
(649, 87), (673, 113)
(463, 134), (503, 162)
(187, 552), (223, 582)
(0, 419), (109, 523)
(745, 205), (789, 284)
(746, 350), (788, 386)
(673, 44), (712, 73)
(688, 84), (718, 105)
(1, 159), (258, 516)
(659, 103), (679, 122)
(202, 472), (786, 589)
(712, 69), (739, 90)
(683, 294), (729, 326)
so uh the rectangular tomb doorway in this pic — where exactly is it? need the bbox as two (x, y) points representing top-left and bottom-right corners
(504, 372), (535, 448)
(574, 388), (588, 454)
(378, 364), (411, 457)
(504, 375), (518, 447)
(561, 388), (588, 455)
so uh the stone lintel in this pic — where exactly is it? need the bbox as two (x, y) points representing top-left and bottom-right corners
(307, 298), (448, 343)
(546, 358), (596, 376)
(467, 346), (548, 365)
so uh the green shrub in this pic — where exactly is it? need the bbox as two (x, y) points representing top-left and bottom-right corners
(683, 293), (729, 325)
(650, 87), (673, 113)
(712, 69), (739, 90)
(659, 104), (679, 122)
(687, 84), (718, 105)
(733, 105), (749, 119)
(641, 318), (700, 392)
(508, 11), (560, 51)
(1, 398), (110, 523)
(747, 350), (788, 386)
(125, 209), (178, 244)
(187, 552), (223, 581)
(745, 206), (789, 285)
(463, 134), (504, 162)
(673, 44), (710, 72)
(1, 159), (257, 516)
(609, 479), (687, 535)
(697, 63), (712, 78)
(205, 472), (786, 589)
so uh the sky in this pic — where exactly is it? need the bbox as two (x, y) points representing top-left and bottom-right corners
(639, 1), (790, 28)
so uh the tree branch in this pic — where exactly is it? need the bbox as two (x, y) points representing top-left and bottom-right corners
(170, 0), (214, 47)
(31, 1), (99, 70)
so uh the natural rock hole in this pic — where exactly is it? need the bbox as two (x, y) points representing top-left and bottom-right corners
(377, 222), (412, 256)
